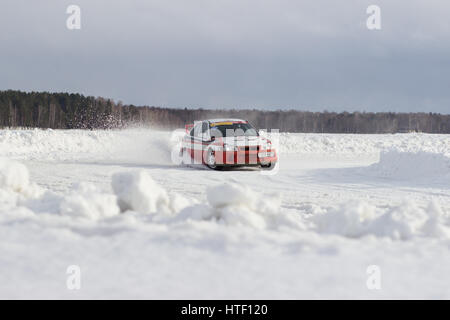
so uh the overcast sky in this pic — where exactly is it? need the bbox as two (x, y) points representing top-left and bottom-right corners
(1, 0), (450, 113)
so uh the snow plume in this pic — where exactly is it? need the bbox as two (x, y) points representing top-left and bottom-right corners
(314, 200), (450, 240)
(0, 129), (172, 164)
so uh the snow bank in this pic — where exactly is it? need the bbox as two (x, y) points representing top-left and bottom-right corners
(1, 129), (449, 163)
(277, 132), (450, 155)
(0, 129), (171, 163)
(366, 150), (450, 180)
(314, 200), (450, 240)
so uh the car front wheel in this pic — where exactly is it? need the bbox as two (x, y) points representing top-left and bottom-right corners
(261, 162), (276, 170)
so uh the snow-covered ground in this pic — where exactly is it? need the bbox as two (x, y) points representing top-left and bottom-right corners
(0, 129), (449, 299)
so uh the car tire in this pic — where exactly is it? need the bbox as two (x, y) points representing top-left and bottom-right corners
(261, 162), (276, 170)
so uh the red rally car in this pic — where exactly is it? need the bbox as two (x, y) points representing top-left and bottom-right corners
(180, 119), (277, 170)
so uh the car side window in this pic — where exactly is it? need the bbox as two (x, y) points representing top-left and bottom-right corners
(192, 123), (202, 138)
(202, 122), (212, 140)
(202, 121), (209, 133)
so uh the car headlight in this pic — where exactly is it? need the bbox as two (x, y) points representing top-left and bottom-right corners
(258, 151), (275, 158)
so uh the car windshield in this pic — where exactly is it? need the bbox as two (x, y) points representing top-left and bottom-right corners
(210, 122), (258, 137)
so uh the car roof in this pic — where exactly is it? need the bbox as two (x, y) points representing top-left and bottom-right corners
(206, 118), (247, 124)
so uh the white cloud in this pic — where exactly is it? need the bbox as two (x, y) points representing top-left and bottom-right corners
(1, 0), (450, 112)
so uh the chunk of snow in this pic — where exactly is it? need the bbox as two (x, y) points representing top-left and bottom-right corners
(0, 158), (30, 193)
(203, 182), (299, 230)
(60, 183), (120, 220)
(0, 158), (42, 199)
(112, 170), (171, 214)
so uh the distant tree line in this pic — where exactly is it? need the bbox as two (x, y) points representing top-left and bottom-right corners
(1, 90), (449, 133)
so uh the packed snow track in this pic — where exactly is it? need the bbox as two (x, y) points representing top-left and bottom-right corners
(0, 129), (449, 299)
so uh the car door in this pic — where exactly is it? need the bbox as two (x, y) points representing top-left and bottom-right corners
(190, 121), (205, 163)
